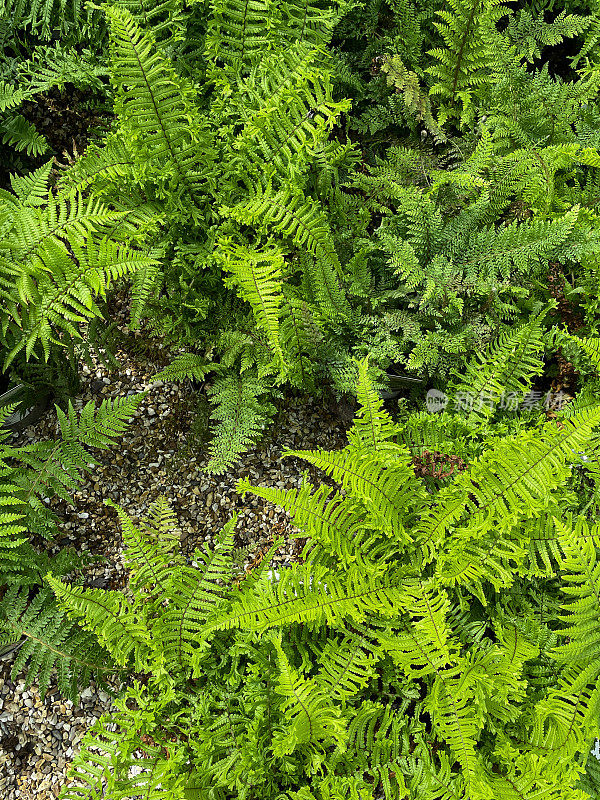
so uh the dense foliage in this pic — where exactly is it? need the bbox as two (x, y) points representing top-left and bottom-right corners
(50, 357), (600, 798)
(1, 0), (600, 796)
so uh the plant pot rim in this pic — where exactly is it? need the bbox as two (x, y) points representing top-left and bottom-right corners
(0, 383), (50, 433)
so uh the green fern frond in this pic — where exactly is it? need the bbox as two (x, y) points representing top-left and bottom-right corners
(9, 160), (52, 206)
(418, 405), (600, 558)
(316, 632), (380, 701)
(106, 500), (184, 611)
(448, 310), (546, 419)
(0, 586), (115, 702)
(347, 357), (402, 451)
(233, 43), (350, 187)
(106, 4), (214, 199)
(427, 0), (507, 127)
(271, 632), (348, 755)
(218, 239), (287, 371)
(279, 289), (324, 390)
(567, 335), (600, 371)
(283, 444), (419, 543)
(552, 516), (600, 686)
(153, 353), (214, 383)
(7, 235), (158, 367)
(224, 184), (350, 319)
(162, 516), (236, 669)
(47, 574), (151, 670)
(58, 689), (189, 800)
(205, 372), (276, 474)
(205, 0), (277, 72)
(379, 581), (456, 680)
(57, 393), (146, 451)
(424, 670), (488, 796)
(1, 113), (49, 156)
(237, 478), (390, 568)
(203, 561), (408, 635)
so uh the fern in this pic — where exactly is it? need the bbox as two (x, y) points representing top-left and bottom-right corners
(271, 631), (347, 755)
(225, 184), (350, 319)
(218, 239), (287, 371)
(106, 4), (215, 202)
(0, 586), (114, 701)
(205, 372), (277, 474)
(447, 309), (547, 420)
(205, 0), (342, 72)
(51, 357), (600, 799)
(0, 173), (158, 370)
(427, 0), (506, 127)
(0, 393), (143, 698)
(153, 353), (215, 383)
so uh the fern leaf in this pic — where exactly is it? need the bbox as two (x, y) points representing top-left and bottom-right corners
(162, 516), (236, 669)
(0, 586), (115, 702)
(47, 575), (151, 669)
(218, 239), (286, 371)
(284, 445), (420, 543)
(425, 670), (489, 797)
(347, 358), (402, 451)
(448, 310), (546, 420)
(106, 4), (214, 199)
(552, 516), (600, 687)
(1, 112), (48, 155)
(153, 353), (214, 383)
(203, 561), (409, 634)
(9, 160), (52, 206)
(205, 372), (276, 474)
(224, 184), (350, 319)
(271, 632), (347, 755)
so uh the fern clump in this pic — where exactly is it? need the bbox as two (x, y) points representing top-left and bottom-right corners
(0, 393), (144, 699)
(50, 348), (600, 799)
(33, 0), (600, 474)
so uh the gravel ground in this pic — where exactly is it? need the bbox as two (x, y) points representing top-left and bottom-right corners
(0, 309), (351, 797)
